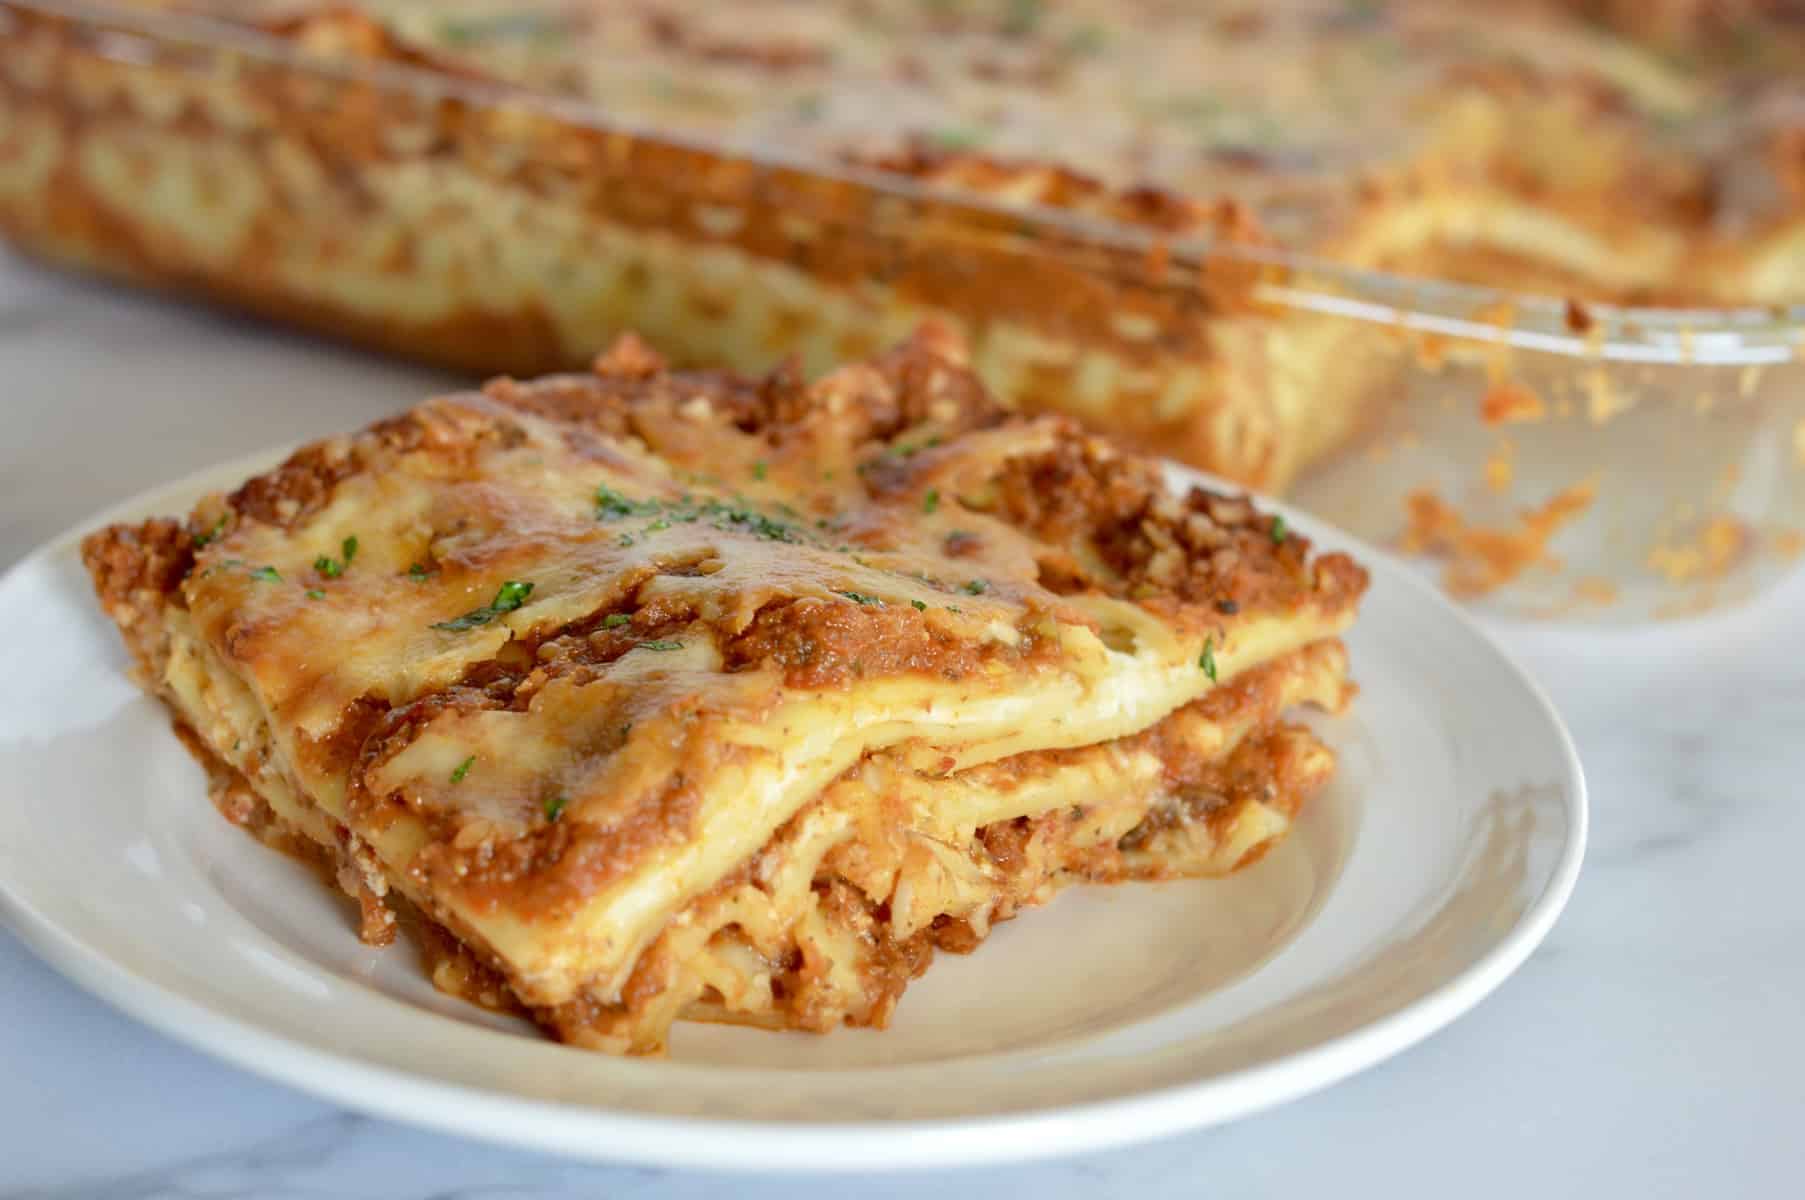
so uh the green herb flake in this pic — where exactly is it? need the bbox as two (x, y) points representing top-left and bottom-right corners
(752, 461), (768, 481)
(637, 639), (684, 652)
(315, 535), (359, 579)
(432, 579), (535, 632)
(707, 503), (804, 543)
(931, 126), (988, 152)
(1200, 638), (1218, 682)
(543, 794), (567, 822)
(1064, 23), (1108, 56)
(922, 488), (940, 514)
(305, 589), (325, 601)
(192, 514), (228, 548)
(910, 598), (928, 611)
(450, 755), (475, 784)
(962, 578), (989, 595)
(893, 435), (943, 459)
(1270, 515), (1289, 545)
(408, 562), (433, 582)
(438, 12), (564, 45)
(601, 486), (827, 549)
(249, 565), (282, 583)
(602, 613), (632, 628)
(837, 591), (883, 606)
(1002, 0), (1043, 35)
(494, 579), (533, 607)
(595, 484), (659, 521)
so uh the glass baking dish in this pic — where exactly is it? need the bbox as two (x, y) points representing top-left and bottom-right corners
(1, 0), (1800, 622)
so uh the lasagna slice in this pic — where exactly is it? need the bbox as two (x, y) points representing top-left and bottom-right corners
(83, 327), (1366, 1054)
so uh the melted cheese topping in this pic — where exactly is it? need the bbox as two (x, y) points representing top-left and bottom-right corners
(111, 332), (1366, 1007)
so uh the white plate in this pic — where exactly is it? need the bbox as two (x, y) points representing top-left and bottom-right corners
(0, 452), (1585, 1172)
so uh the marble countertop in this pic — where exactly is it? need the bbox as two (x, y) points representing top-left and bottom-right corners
(3, 252), (1801, 1199)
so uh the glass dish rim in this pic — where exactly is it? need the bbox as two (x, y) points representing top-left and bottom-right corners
(8, 0), (1804, 367)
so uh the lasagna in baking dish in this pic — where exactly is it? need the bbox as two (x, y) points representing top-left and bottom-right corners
(141, 0), (1805, 306)
(4, 0), (1804, 495)
(82, 329), (1366, 1053)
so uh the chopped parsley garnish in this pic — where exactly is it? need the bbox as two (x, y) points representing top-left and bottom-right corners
(617, 533), (636, 548)
(931, 126), (987, 151)
(637, 639), (684, 652)
(599, 488), (812, 546)
(407, 562), (433, 582)
(249, 565), (282, 583)
(962, 578), (990, 595)
(922, 488), (940, 514)
(1002, 0), (1043, 34)
(595, 484), (661, 521)
(450, 755), (475, 784)
(892, 435), (943, 459)
(1200, 638), (1218, 682)
(1270, 515), (1289, 545)
(314, 535), (359, 579)
(1064, 23), (1108, 55)
(602, 613), (632, 629)
(910, 598), (928, 611)
(752, 461), (768, 481)
(432, 580), (534, 632)
(192, 514), (228, 548)
(438, 12), (564, 45)
(837, 591), (883, 606)
(305, 589), (325, 601)
(703, 503), (805, 544)
(543, 794), (567, 822)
